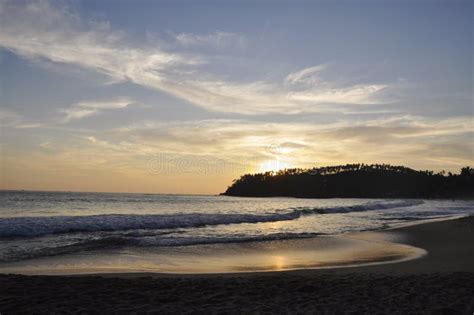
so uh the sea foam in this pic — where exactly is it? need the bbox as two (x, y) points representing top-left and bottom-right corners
(0, 199), (423, 238)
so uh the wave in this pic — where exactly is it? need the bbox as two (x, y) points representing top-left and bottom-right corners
(0, 199), (424, 238)
(0, 212), (301, 238)
(0, 232), (319, 263)
(291, 199), (425, 215)
(134, 232), (319, 247)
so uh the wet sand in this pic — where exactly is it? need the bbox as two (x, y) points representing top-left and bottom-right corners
(1, 216), (473, 313)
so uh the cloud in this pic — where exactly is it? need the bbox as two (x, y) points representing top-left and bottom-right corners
(285, 64), (326, 85)
(0, 0), (197, 80)
(100, 115), (473, 168)
(15, 123), (45, 129)
(39, 141), (52, 149)
(3, 115), (471, 194)
(0, 0), (391, 115)
(0, 108), (21, 127)
(0, 108), (45, 129)
(60, 108), (97, 122)
(175, 31), (247, 50)
(75, 99), (135, 110)
(287, 84), (388, 105)
(60, 98), (135, 122)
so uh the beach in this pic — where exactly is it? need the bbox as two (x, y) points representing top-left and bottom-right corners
(2, 0), (472, 313)
(1, 215), (473, 314)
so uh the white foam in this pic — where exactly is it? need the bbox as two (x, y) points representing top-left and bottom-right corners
(0, 199), (424, 238)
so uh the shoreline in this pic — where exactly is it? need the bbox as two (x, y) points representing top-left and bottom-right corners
(91, 214), (474, 278)
(0, 215), (470, 276)
(1, 216), (473, 313)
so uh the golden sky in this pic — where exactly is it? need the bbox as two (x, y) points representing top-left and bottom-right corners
(0, 1), (472, 194)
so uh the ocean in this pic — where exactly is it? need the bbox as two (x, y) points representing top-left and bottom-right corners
(0, 190), (473, 273)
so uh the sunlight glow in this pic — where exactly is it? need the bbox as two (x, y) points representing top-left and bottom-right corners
(272, 255), (286, 270)
(258, 159), (292, 173)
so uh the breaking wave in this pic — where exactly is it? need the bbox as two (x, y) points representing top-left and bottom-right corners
(0, 199), (424, 238)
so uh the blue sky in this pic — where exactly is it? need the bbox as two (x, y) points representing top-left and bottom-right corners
(0, 0), (472, 193)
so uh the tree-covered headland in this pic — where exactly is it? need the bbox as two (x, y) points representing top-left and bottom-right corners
(222, 164), (474, 198)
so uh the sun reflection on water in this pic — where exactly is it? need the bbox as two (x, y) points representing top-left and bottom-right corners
(272, 255), (286, 270)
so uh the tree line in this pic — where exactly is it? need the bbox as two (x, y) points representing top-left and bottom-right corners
(222, 164), (474, 198)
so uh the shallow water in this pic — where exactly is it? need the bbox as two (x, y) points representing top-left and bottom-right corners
(0, 233), (426, 274)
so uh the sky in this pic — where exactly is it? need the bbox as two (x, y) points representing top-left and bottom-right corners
(0, 0), (472, 194)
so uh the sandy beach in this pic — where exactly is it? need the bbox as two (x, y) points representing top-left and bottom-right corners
(1, 216), (473, 314)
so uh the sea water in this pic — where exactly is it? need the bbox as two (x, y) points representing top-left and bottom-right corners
(0, 190), (472, 273)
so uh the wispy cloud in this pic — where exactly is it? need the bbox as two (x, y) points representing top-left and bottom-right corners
(60, 98), (135, 122)
(15, 122), (45, 129)
(0, 109), (21, 127)
(287, 84), (388, 105)
(285, 64), (326, 85)
(96, 115), (473, 168)
(175, 31), (247, 50)
(3, 115), (471, 193)
(0, 0), (391, 115)
(0, 108), (44, 129)
(0, 1), (198, 80)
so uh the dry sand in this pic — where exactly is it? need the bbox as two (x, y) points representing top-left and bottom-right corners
(1, 216), (473, 314)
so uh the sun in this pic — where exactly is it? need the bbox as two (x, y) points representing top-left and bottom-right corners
(258, 159), (292, 173)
